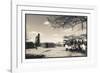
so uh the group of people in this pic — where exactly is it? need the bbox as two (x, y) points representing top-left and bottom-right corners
(64, 39), (87, 53)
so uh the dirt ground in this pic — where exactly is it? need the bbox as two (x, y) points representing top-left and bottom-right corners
(25, 47), (86, 58)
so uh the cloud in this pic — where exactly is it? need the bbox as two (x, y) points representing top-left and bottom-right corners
(44, 21), (50, 25)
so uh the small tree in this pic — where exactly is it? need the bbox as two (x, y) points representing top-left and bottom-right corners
(35, 33), (40, 49)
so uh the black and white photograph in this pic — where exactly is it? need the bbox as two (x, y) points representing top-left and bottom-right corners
(25, 14), (87, 59)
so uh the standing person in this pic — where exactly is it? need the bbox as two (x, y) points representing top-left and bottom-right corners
(35, 33), (40, 49)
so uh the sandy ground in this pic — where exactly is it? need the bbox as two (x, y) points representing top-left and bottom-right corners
(25, 47), (86, 58)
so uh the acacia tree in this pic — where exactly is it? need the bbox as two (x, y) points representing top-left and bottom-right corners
(47, 16), (87, 31)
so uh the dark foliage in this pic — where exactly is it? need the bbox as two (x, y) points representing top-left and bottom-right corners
(25, 42), (35, 49)
(25, 54), (45, 59)
(47, 16), (87, 30)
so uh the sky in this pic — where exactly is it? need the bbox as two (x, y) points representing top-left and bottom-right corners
(25, 14), (87, 43)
